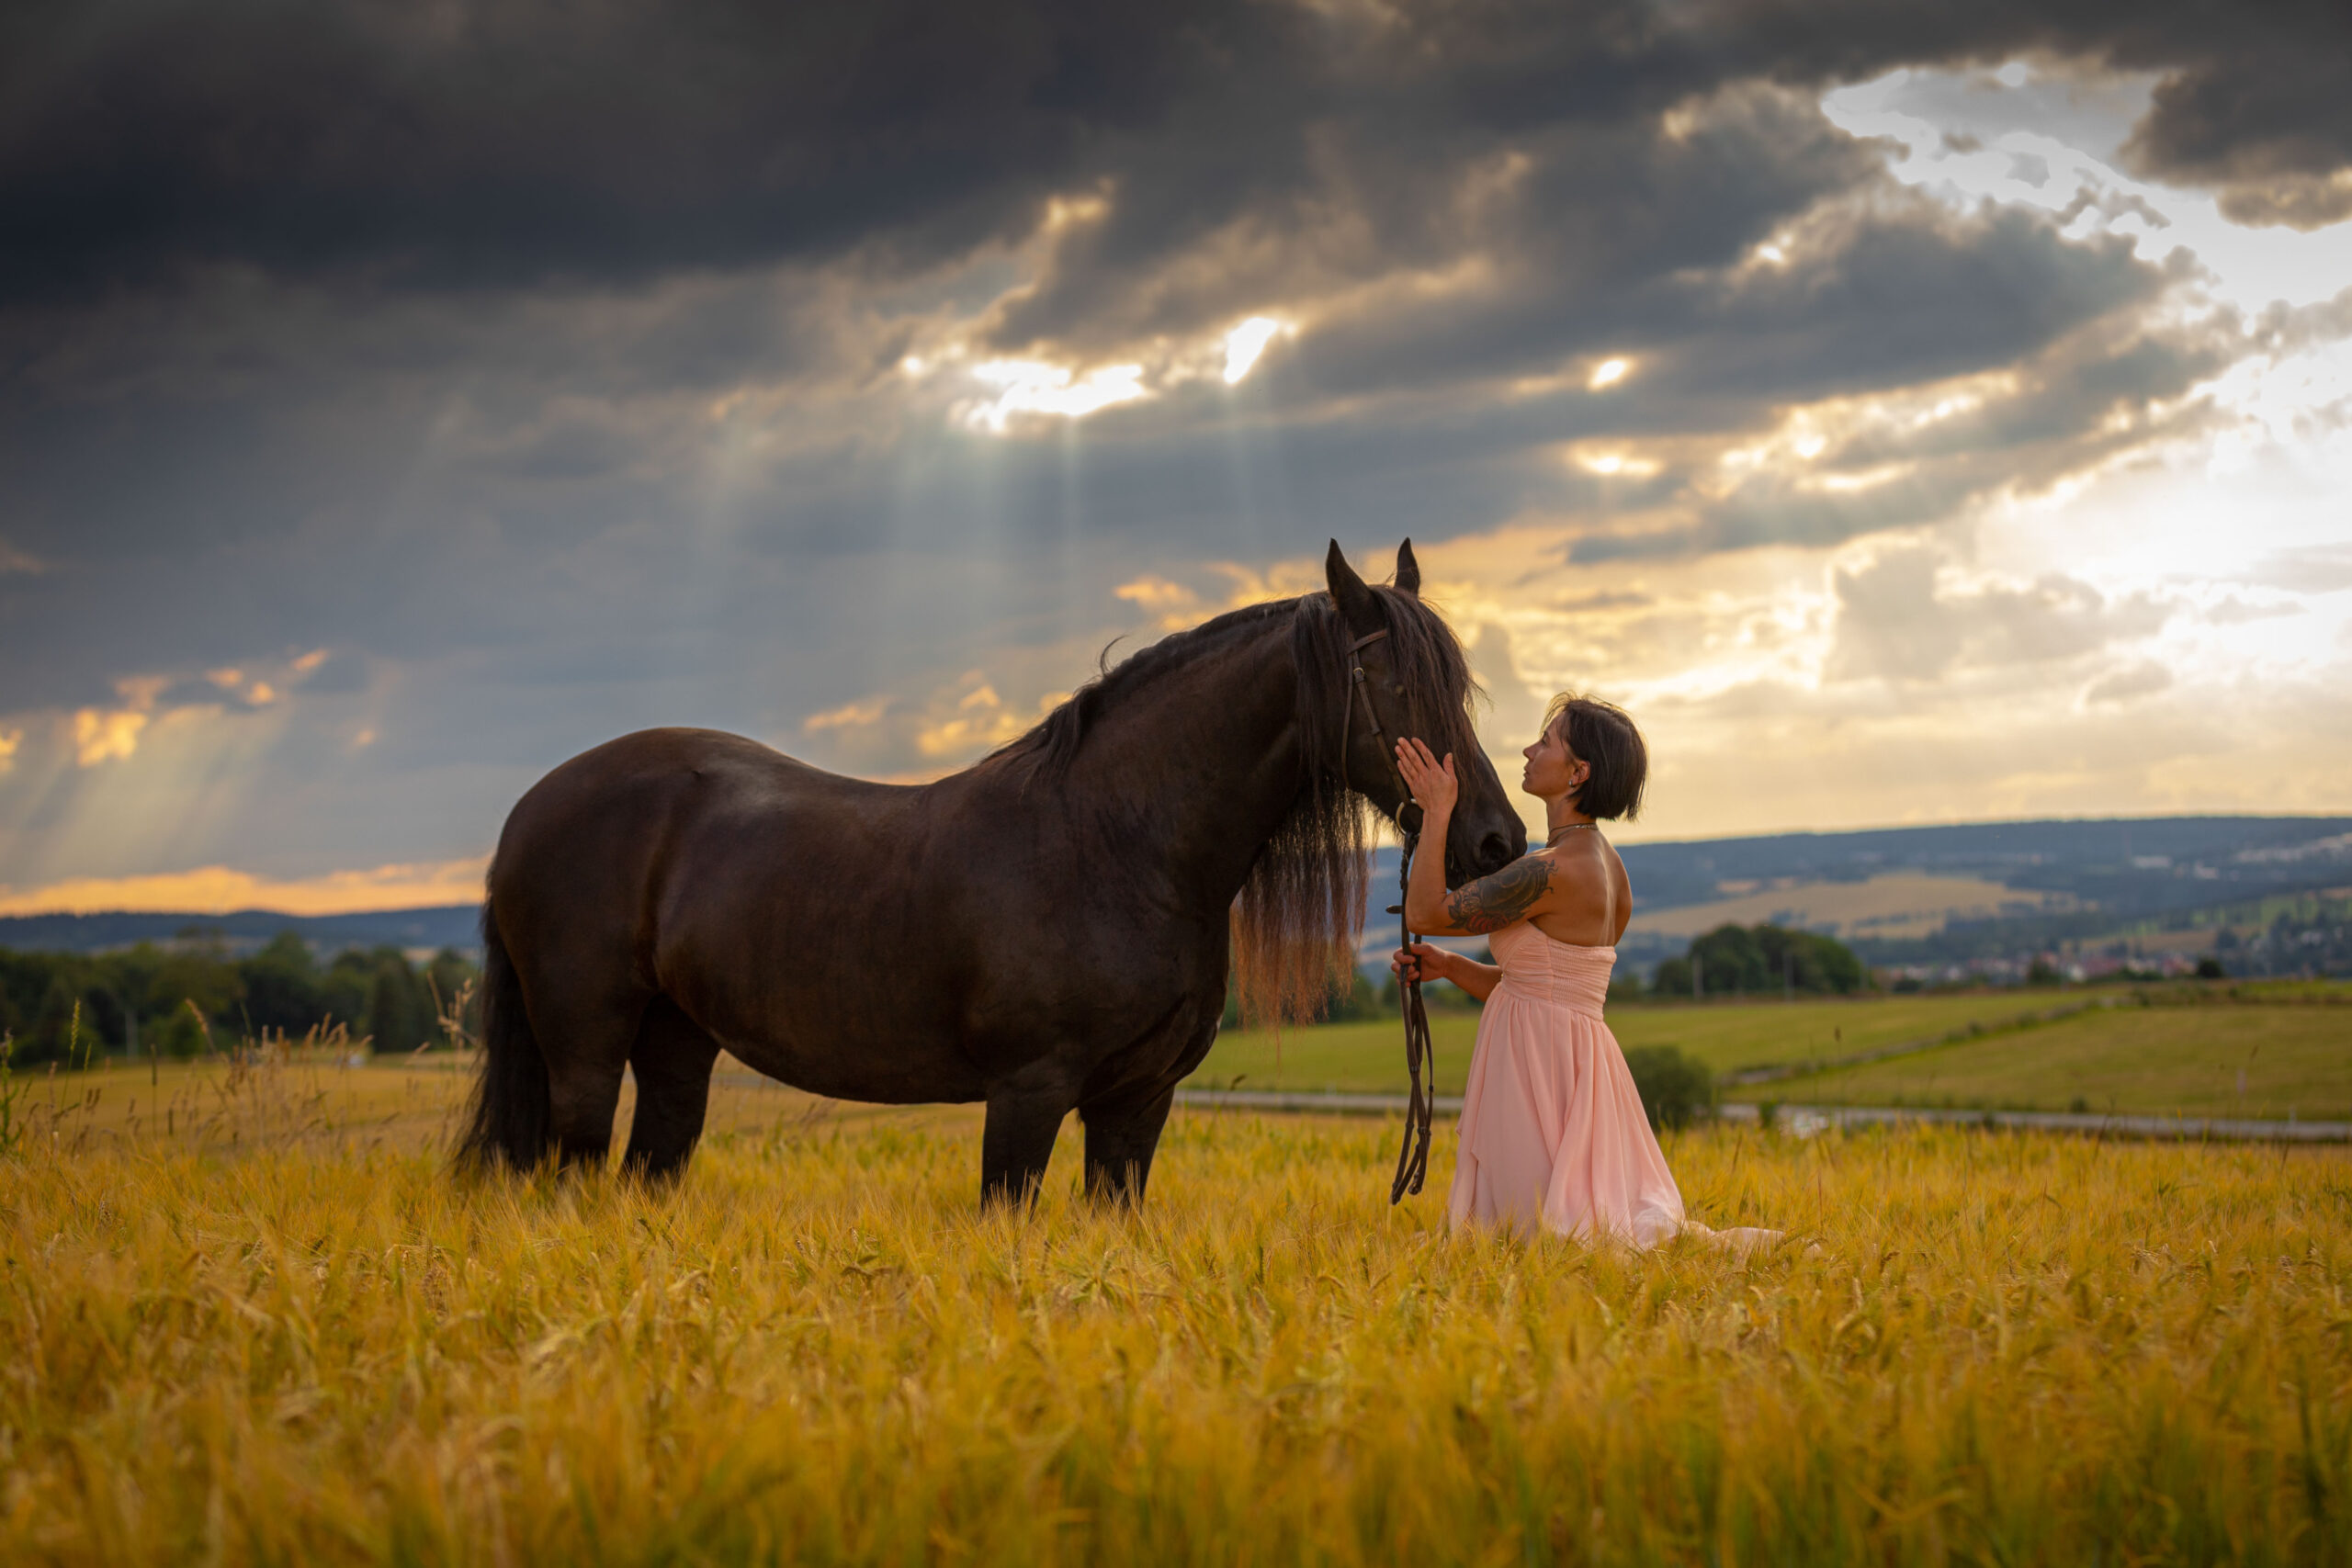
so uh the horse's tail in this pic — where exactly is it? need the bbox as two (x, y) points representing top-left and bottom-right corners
(453, 887), (551, 1176)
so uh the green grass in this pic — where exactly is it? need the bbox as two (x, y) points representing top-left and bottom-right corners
(1185, 991), (2080, 1096)
(1734, 993), (2352, 1119)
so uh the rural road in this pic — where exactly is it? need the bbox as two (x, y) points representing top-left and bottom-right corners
(1169, 1089), (2352, 1143)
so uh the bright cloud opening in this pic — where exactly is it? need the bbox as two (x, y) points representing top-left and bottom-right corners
(1822, 65), (2352, 313)
(962, 359), (1149, 432)
(1588, 357), (1632, 389)
(1222, 317), (1289, 384)
(1576, 449), (1662, 478)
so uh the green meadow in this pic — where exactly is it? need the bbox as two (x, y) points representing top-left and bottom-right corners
(1186, 981), (2352, 1118)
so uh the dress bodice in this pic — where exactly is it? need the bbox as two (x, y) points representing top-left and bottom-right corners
(1487, 920), (1615, 1018)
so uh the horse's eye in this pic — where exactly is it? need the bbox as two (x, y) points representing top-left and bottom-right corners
(1392, 683), (1406, 696)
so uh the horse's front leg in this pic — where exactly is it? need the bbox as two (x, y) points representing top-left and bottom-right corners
(979, 1062), (1079, 1209)
(1080, 1081), (1177, 1206)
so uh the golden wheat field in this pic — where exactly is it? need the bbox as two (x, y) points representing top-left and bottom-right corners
(7, 1053), (2352, 1564)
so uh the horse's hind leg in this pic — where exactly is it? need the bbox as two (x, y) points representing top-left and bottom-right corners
(1080, 1083), (1177, 1206)
(524, 983), (644, 1172)
(623, 996), (721, 1183)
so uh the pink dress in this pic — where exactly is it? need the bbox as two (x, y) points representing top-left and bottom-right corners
(1448, 921), (1687, 1247)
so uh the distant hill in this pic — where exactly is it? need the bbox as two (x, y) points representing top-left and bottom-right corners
(1358, 815), (2352, 974)
(1609, 816), (2352, 917)
(0, 905), (481, 958)
(7, 816), (2347, 971)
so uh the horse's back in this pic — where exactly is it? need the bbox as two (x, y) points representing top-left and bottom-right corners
(488, 728), (982, 1099)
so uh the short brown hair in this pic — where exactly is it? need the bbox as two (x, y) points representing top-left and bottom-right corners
(1543, 694), (1647, 820)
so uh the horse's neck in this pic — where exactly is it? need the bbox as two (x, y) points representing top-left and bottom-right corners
(1063, 623), (1308, 902)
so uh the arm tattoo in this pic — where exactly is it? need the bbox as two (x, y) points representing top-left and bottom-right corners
(1441, 856), (1553, 933)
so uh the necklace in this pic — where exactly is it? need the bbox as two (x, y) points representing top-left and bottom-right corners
(1545, 822), (1600, 846)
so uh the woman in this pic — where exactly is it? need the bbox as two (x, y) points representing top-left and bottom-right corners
(1391, 695), (1777, 1251)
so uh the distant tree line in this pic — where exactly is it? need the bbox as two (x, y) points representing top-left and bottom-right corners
(0, 931), (479, 1066)
(1650, 923), (1867, 998)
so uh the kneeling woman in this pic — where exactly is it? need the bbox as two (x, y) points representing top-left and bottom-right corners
(1392, 696), (1777, 1251)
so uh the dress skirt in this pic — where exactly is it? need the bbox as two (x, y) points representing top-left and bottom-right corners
(1446, 923), (1687, 1247)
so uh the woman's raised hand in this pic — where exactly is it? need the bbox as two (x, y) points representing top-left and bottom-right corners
(1394, 736), (1458, 818)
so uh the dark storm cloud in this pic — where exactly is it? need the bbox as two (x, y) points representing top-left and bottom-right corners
(5, 0), (2345, 308)
(1702, 0), (2352, 223)
(0, 0), (1298, 300)
(2, 0), (2344, 883)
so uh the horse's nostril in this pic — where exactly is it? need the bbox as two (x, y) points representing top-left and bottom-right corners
(1479, 831), (1513, 870)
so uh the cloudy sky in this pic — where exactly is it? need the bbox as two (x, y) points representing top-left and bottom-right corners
(4, 0), (2349, 914)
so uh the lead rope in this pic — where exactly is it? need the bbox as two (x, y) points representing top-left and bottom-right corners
(1340, 626), (1436, 1205)
(1388, 829), (1435, 1204)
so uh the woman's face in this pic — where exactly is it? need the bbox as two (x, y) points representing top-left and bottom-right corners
(1521, 716), (1590, 803)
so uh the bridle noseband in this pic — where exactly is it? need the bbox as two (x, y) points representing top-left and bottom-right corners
(1334, 623), (1437, 1205)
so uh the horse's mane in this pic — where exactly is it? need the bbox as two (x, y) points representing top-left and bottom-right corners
(993, 585), (1485, 1030)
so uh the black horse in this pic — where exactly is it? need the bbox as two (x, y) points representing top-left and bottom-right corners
(455, 540), (1526, 1204)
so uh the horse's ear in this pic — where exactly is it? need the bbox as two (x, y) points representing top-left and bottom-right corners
(1395, 539), (1421, 596)
(1325, 539), (1380, 632)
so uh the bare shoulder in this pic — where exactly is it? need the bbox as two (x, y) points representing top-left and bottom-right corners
(1544, 833), (1616, 894)
(1602, 836), (1631, 900)
(1601, 837), (1633, 940)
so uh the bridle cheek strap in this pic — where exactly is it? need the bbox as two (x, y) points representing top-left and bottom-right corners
(1333, 624), (1437, 1203)
(1339, 627), (1415, 818)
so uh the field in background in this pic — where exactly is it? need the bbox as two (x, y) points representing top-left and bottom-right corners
(1188, 982), (2352, 1112)
(1623, 871), (2077, 941)
(7, 1056), (2352, 1562)
(1727, 993), (2352, 1120)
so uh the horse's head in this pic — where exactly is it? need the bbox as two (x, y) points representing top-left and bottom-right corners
(1322, 540), (1528, 886)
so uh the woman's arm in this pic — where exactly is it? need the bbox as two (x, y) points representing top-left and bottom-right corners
(1394, 737), (1555, 935)
(1392, 942), (1502, 1002)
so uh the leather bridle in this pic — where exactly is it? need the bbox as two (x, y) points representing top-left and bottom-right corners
(1338, 626), (1416, 828)
(1334, 623), (1438, 1205)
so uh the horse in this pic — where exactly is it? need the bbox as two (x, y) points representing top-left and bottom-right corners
(454, 539), (1527, 1205)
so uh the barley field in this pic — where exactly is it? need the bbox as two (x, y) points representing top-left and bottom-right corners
(6, 1052), (2352, 1564)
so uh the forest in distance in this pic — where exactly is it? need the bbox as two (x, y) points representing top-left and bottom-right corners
(0, 911), (2272, 1072)
(0, 931), (476, 1065)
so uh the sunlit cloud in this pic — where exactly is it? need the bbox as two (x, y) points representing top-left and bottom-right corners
(0, 728), (19, 775)
(0, 855), (491, 917)
(1221, 317), (1290, 384)
(1113, 573), (1204, 630)
(802, 696), (890, 732)
(1822, 66), (2352, 314)
(2082, 660), (2174, 706)
(1573, 448), (1664, 479)
(913, 673), (1069, 759)
(958, 358), (1149, 431)
(72, 709), (148, 766)
(1587, 356), (1632, 390)
(1110, 560), (1327, 634)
